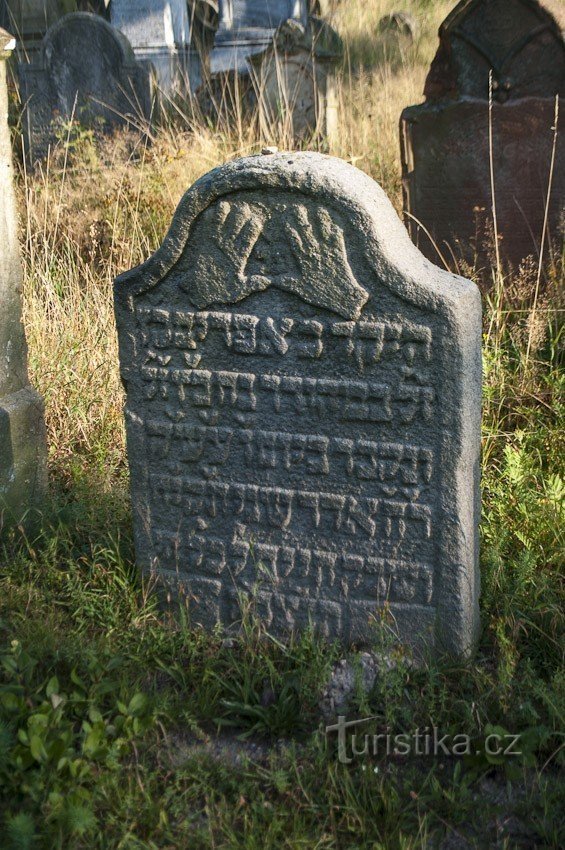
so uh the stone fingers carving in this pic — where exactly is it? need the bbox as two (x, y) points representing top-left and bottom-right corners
(277, 204), (368, 320)
(190, 200), (270, 308)
(188, 198), (368, 320)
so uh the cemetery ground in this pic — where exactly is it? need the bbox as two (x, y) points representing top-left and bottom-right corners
(1, 1), (563, 847)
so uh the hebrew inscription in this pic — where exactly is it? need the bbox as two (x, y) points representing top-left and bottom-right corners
(115, 153), (482, 656)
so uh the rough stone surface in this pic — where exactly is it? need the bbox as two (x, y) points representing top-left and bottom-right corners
(114, 152), (482, 659)
(250, 18), (341, 142)
(208, 12), (342, 144)
(0, 30), (47, 530)
(400, 0), (565, 271)
(19, 12), (154, 162)
(401, 98), (565, 270)
(319, 652), (381, 718)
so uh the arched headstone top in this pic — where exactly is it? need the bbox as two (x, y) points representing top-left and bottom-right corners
(116, 152), (477, 318)
(19, 11), (154, 161)
(424, 0), (565, 102)
(41, 11), (137, 68)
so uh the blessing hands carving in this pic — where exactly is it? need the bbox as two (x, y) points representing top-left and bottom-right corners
(278, 204), (368, 319)
(190, 200), (270, 306)
(187, 198), (369, 320)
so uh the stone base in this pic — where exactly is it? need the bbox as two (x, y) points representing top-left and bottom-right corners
(0, 385), (48, 531)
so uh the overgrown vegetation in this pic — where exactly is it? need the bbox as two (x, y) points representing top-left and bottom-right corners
(1, 0), (563, 846)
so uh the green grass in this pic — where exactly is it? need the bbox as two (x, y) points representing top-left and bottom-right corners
(1, 293), (563, 847)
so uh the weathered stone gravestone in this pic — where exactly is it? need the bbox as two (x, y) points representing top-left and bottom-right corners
(1, 30), (47, 531)
(377, 11), (419, 43)
(250, 17), (342, 143)
(114, 152), (482, 658)
(19, 12), (154, 162)
(0, 1), (111, 61)
(401, 0), (565, 272)
(210, 0), (310, 74)
(111, 0), (201, 94)
(209, 2), (342, 142)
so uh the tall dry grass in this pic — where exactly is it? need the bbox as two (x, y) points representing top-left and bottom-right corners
(16, 0), (562, 499)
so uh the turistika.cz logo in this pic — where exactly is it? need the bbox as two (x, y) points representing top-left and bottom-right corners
(325, 716), (523, 764)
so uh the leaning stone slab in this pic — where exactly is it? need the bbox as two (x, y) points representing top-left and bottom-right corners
(114, 152), (482, 658)
(1, 29), (47, 532)
(19, 12), (154, 163)
(250, 17), (342, 143)
(207, 8), (343, 144)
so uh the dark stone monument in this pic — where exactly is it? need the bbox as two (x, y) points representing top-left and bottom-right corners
(401, 0), (565, 272)
(1, 29), (47, 532)
(114, 152), (482, 658)
(19, 12), (154, 162)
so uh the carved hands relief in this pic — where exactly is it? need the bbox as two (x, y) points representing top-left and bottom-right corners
(186, 197), (369, 320)
(191, 201), (270, 307)
(279, 205), (368, 320)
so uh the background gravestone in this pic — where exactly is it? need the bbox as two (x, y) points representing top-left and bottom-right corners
(208, 3), (342, 143)
(111, 0), (201, 94)
(114, 152), (482, 659)
(210, 0), (309, 74)
(250, 17), (342, 142)
(19, 12), (154, 162)
(377, 11), (418, 44)
(0, 29), (47, 532)
(401, 0), (565, 272)
(0, 1), (111, 61)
